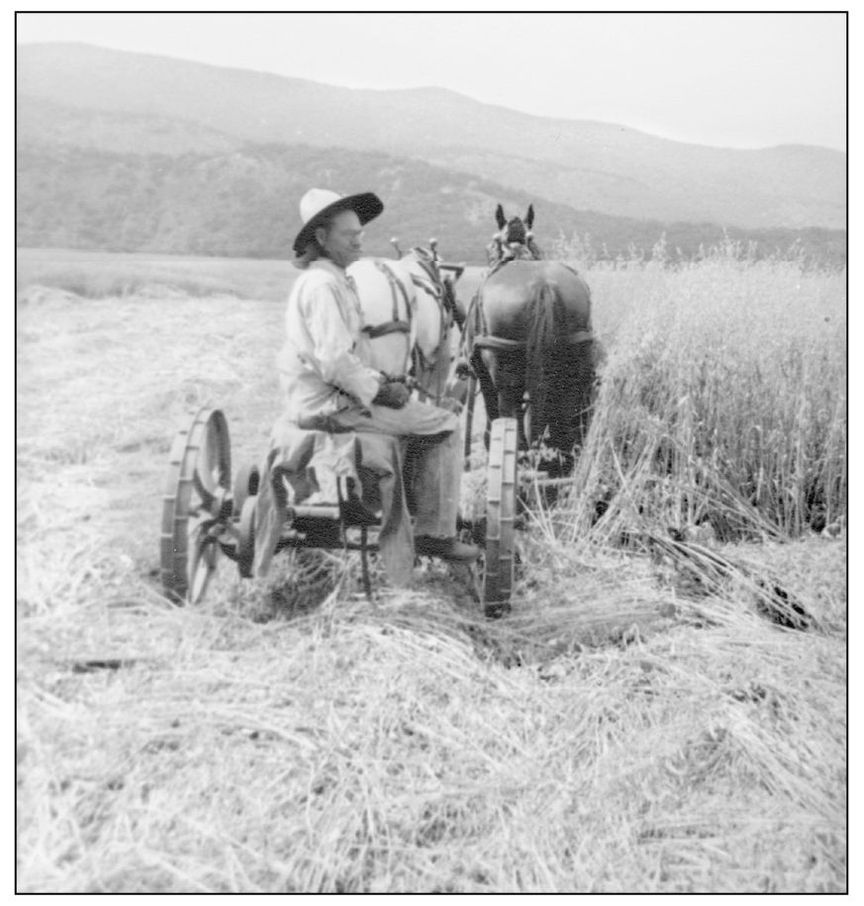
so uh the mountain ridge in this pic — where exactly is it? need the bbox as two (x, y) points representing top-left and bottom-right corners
(27, 43), (806, 152)
(16, 139), (846, 267)
(17, 41), (846, 231)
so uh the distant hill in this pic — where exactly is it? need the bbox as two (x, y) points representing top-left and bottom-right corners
(17, 42), (846, 231)
(17, 95), (243, 156)
(16, 142), (846, 266)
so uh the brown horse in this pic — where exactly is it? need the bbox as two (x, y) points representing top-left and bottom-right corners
(465, 239), (598, 475)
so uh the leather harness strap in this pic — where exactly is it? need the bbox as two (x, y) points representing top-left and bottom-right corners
(407, 257), (453, 406)
(410, 252), (460, 319)
(410, 253), (443, 293)
(473, 328), (593, 351)
(409, 272), (439, 299)
(361, 260), (412, 340)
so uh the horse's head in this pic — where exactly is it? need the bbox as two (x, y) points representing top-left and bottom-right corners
(489, 204), (541, 265)
(495, 203), (534, 243)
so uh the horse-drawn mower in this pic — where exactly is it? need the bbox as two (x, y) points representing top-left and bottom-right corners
(159, 217), (596, 618)
(159, 407), (518, 616)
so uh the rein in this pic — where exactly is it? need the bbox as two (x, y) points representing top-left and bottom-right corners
(472, 330), (593, 351)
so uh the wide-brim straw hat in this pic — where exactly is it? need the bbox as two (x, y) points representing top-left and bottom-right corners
(293, 188), (384, 255)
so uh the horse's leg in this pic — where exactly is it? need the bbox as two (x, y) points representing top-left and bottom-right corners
(543, 342), (596, 477)
(484, 348), (528, 450)
(475, 349), (499, 449)
(500, 383), (526, 450)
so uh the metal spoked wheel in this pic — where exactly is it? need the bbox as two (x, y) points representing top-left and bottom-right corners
(160, 408), (232, 604)
(483, 417), (518, 617)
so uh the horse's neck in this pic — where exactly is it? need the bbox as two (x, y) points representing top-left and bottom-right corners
(487, 241), (542, 274)
(410, 280), (446, 364)
(395, 257), (440, 357)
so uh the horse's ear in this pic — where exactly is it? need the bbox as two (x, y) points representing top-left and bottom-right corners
(525, 205), (535, 229)
(495, 204), (506, 230)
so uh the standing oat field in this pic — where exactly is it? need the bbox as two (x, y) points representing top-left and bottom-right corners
(16, 246), (846, 893)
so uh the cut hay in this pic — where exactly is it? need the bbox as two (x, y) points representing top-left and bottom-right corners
(16, 252), (846, 892)
(17, 540), (846, 892)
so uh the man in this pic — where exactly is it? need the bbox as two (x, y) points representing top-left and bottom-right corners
(276, 187), (478, 570)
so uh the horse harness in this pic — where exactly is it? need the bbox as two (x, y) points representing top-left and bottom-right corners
(358, 255), (454, 404)
(409, 251), (460, 323)
(407, 252), (457, 404)
(360, 259), (412, 341)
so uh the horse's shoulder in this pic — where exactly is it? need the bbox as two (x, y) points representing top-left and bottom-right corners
(541, 260), (589, 288)
(352, 257), (412, 290)
(351, 256), (393, 276)
(484, 259), (541, 286)
(480, 260), (591, 309)
(537, 259), (573, 276)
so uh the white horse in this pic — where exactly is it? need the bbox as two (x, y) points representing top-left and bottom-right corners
(348, 245), (466, 407)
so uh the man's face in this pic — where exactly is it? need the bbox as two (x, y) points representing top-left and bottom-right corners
(317, 210), (364, 268)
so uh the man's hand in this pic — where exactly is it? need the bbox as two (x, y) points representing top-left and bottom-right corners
(372, 380), (411, 409)
(453, 358), (472, 380)
(437, 396), (463, 415)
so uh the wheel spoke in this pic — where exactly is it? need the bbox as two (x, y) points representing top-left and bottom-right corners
(192, 469), (217, 512)
(188, 537), (217, 604)
(187, 516), (221, 604)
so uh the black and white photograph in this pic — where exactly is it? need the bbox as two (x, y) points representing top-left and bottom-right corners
(16, 10), (847, 893)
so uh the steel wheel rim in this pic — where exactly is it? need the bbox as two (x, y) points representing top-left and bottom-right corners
(160, 408), (232, 604)
(483, 417), (518, 615)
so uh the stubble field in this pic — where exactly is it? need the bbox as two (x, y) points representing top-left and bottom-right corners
(16, 246), (846, 893)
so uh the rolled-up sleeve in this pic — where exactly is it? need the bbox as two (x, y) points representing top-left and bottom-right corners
(298, 283), (382, 408)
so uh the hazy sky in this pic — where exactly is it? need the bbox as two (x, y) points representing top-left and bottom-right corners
(16, 10), (847, 151)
